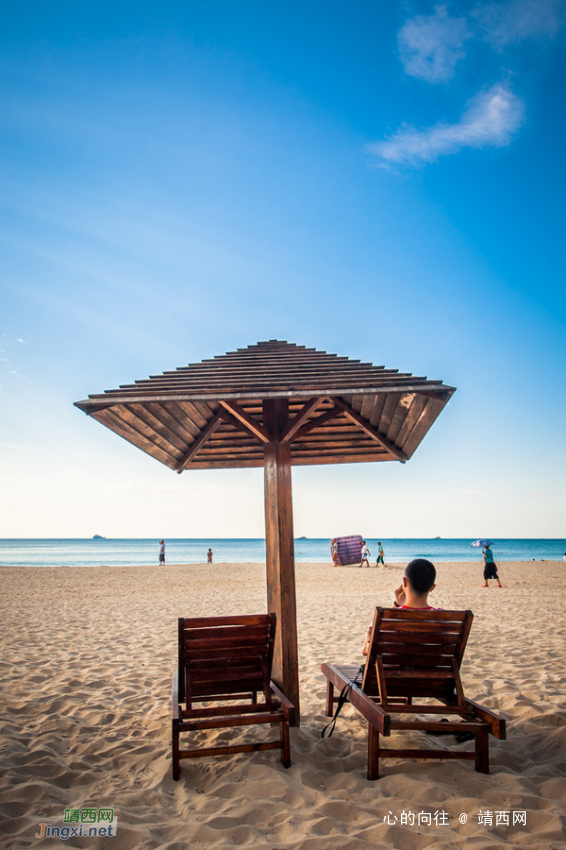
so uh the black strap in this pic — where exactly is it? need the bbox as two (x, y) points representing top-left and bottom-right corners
(321, 665), (364, 738)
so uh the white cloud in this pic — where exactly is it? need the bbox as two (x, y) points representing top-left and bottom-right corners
(368, 83), (525, 167)
(473, 0), (562, 47)
(398, 4), (472, 82)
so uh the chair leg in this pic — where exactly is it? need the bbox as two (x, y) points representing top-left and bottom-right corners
(172, 719), (181, 781)
(368, 724), (380, 780)
(475, 731), (489, 774)
(280, 720), (291, 768)
(325, 681), (334, 717)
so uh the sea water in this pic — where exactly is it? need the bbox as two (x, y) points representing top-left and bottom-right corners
(0, 538), (564, 567)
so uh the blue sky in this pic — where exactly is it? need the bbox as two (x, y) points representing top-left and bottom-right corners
(1, 0), (565, 539)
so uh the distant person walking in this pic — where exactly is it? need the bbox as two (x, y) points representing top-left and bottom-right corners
(207, 548), (213, 564)
(360, 541), (371, 568)
(331, 538), (339, 566)
(482, 544), (502, 588)
(376, 541), (385, 565)
(159, 540), (165, 564)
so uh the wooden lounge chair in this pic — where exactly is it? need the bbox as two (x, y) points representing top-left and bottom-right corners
(172, 613), (294, 780)
(321, 607), (506, 780)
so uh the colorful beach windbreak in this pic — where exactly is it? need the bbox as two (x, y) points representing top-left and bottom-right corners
(0, 539), (564, 567)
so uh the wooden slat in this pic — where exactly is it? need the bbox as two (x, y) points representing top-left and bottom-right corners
(377, 749), (477, 761)
(178, 742), (282, 759)
(181, 614), (274, 630)
(77, 381), (452, 407)
(184, 624), (270, 642)
(181, 712), (284, 731)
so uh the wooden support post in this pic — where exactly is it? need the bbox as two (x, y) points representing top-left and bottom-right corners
(368, 724), (380, 780)
(263, 398), (300, 726)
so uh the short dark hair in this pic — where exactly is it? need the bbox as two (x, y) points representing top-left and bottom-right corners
(405, 558), (436, 594)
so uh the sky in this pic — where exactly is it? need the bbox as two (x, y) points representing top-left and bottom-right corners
(1, 0), (565, 539)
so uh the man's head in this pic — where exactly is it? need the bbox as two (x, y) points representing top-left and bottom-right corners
(362, 540), (366, 545)
(404, 558), (436, 596)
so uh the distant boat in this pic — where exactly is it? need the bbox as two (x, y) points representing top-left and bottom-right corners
(297, 536), (308, 540)
(92, 534), (106, 539)
(434, 536), (441, 540)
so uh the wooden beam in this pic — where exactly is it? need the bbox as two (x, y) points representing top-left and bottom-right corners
(76, 382), (453, 409)
(280, 397), (325, 443)
(330, 397), (407, 462)
(219, 400), (271, 443)
(263, 398), (300, 725)
(289, 405), (343, 441)
(176, 413), (224, 472)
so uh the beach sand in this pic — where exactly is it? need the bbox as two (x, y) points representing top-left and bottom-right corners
(1, 560), (565, 849)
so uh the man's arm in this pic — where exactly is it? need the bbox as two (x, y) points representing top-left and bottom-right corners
(362, 625), (372, 656)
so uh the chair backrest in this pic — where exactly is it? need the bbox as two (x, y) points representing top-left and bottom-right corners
(362, 607), (473, 705)
(178, 614), (276, 708)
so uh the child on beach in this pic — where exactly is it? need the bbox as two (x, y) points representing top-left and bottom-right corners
(331, 539), (339, 566)
(159, 540), (165, 564)
(362, 558), (439, 655)
(482, 544), (502, 587)
(360, 541), (370, 568)
(376, 542), (384, 564)
(207, 548), (213, 564)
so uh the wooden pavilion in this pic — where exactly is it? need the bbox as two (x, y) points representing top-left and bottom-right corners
(75, 340), (456, 721)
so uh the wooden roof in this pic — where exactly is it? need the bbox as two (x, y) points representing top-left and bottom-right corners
(75, 340), (456, 471)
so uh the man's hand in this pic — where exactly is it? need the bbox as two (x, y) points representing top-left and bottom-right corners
(394, 583), (406, 607)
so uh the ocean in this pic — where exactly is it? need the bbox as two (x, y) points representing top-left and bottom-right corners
(0, 538), (564, 567)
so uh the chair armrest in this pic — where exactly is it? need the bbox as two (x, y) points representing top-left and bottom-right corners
(465, 698), (506, 739)
(347, 683), (390, 735)
(270, 681), (295, 725)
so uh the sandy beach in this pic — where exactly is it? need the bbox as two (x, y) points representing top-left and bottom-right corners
(1, 560), (565, 849)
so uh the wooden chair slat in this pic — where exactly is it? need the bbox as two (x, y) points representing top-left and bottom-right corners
(378, 633), (461, 646)
(181, 614), (273, 628)
(185, 638), (265, 659)
(184, 624), (271, 642)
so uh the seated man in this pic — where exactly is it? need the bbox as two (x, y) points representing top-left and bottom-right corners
(362, 558), (440, 655)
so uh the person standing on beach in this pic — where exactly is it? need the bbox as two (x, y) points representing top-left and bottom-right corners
(331, 539), (339, 566)
(360, 541), (370, 568)
(207, 548), (213, 564)
(159, 540), (165, 564)
(482, 544), (502, 587)
(376, 541), (384, 564)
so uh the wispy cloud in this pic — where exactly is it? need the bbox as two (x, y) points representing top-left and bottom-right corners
(369, 0), (563, 168)
(473, 0), (562, 47)
(369, 83), (525, 168)
(398, 5), (472, 83)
